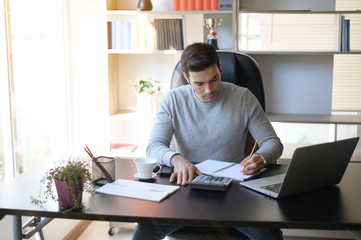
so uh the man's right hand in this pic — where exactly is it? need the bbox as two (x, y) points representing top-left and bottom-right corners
(169, 154), (202, 186)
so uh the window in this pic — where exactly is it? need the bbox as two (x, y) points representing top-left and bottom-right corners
(0, 0), (68, 185)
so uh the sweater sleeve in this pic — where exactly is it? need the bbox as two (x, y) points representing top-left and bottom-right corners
(246, 91), (284, 164)
(146, 94), (179, 166)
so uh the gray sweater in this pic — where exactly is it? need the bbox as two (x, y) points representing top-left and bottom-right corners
(146, 82), (283, 167)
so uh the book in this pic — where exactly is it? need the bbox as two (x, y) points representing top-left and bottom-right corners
(107, 22), (112, 49)
(154, 19), (184, 51)
(180, 0), (187, 11)
(115, 21), (124, 49)
(195, 0), (203, 10)
(210, 0), (218, 10)
(138, 21), (147, 50)
(181, 15), (187, 49)
(338, 15), (345, 52)
(96, 178), (180, 202)
(344, 19), (350, 52)
(173, 0), (180, 11)
(195, 159), (266, 182)
(188, 0), (195, 11)
(130, 21), (139, 50)
(111, 21), (119, 49)
(219, 0), (232, 10)
(146, 21), (156, 51)
(123, 21), (131, 50)
(203, 0), (210, 10)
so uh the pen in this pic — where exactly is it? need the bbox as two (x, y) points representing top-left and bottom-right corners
(242, 140), (258, 174)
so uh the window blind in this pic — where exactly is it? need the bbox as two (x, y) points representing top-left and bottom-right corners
(332, 55), (361, 111)
(239, 13), (339, 51)
(332, 1), (361, 112)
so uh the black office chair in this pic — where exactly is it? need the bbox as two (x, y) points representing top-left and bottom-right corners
(167, 51), (265, 240)
(170, 51), (265, 155)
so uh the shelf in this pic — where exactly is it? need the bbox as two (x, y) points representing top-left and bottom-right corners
(240, 51), (361, 55)
(107, 10), (233, 15)
(108, 49), (236, 54)
(108, 49), (182, 54)
(109, 110), (136, 119)
(267, 113), (361, 125)
(239, 10), (361, 14)
(109, 110), (156, 121)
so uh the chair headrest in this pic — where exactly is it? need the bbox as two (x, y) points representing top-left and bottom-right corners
(170, 52), (265, 111)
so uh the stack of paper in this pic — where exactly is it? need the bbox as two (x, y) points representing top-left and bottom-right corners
(96, 179), (180, 202)
(195, 159), (266, 181)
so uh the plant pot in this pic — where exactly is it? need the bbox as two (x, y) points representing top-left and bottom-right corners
(54, 178), (84, 210)
(136, 93), (159, 116)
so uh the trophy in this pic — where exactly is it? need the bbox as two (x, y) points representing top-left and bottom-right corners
(204, 18), (222, 49)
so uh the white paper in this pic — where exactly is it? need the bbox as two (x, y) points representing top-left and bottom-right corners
(195, 159), (234, 175)
(214, 163), (266, 181)
(195, 159), (266, 181)
(96, 179), (180, 202)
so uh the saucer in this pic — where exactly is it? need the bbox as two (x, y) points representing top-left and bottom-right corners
(134, 172), (156, 180)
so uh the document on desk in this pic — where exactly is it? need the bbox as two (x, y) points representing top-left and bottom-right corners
(195, 159), (266, 181)
(96, 179), (180, 202)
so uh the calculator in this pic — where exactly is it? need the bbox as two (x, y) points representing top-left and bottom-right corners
(187, 175), (232, 191)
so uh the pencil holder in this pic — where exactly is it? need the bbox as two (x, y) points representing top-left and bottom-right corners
(92, 157), (115, 185)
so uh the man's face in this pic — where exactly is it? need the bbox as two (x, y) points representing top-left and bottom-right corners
(185, 63), (221, 103)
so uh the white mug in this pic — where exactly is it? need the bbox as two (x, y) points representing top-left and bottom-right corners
(134, 158), (162, 178)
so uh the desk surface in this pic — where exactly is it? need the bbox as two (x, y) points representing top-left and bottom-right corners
(1, 159), (361, 230)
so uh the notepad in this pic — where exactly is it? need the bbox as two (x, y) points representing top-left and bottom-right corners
(195, 159), (266, 181)
(96, 179), (180, 202)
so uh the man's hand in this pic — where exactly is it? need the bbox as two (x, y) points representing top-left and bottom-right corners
(240, 154), (265, 175)
(169, 154), (202, 186)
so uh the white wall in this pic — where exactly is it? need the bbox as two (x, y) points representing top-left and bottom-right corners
(253, 54), (334, 114)
(241, 0), (336, 115)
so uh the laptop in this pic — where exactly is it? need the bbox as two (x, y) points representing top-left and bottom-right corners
(239, 137), (359, 198)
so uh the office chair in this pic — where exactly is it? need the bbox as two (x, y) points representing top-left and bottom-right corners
(167, 51), (265, 240)
(170, 51), (265, 155)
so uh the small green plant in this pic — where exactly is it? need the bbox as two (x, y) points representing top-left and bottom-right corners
(134, 77), (162, 95)
(31, 157), (94, 211)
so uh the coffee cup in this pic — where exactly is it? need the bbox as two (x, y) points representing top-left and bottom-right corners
(134, 158), (162, 179)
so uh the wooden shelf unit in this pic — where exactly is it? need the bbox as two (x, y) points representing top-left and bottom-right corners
(106, 0), (361, 146)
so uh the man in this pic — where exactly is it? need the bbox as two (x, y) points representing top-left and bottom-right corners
(133, 43), (283, 240)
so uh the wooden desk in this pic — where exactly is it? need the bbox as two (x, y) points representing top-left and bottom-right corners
(1, 159), (361, 239)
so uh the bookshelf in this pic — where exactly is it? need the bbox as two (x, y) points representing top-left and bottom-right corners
(236, 0), (361, 117)
(106, 0), (237, 149)
(237, 10), (361, 54)
(106, 0), (361, 155)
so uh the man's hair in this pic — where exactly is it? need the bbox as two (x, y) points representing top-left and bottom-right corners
(180, 42), (220, 79)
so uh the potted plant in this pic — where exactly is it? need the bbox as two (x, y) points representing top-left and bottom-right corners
(31, 157), (94, 211)
(134, 77), (162, 116)
(134, 77), (162, 95)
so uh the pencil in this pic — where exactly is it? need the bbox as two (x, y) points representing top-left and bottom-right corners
(84, 145), (114, 182)
(242, 140), (258, 174)
(249, 140), (258, 157)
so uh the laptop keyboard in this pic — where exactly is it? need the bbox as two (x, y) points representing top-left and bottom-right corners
(261, 183), (281, 193)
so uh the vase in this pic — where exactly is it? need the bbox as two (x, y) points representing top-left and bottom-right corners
(137, 0), (153, 11)
(136, 93), (158, 117)
(54, 178), (84, 210)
